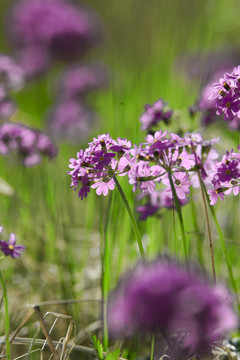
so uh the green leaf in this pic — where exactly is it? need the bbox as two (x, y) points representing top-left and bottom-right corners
(91, 334), (104, 360)
(105, 349), (120, 360)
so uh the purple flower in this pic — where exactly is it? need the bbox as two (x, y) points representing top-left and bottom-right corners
(7, 0), (101, 76)
(139, 99), (173, 131)
(107, 259), (237, 358)
(68, 134), (132, 199)
(0, 230), (25, 258)
(57, 62), (108, 99)
(216, 90), (240, 121)
(216, 159), (240, 182)
(0, 122), (58, 166)
(0, 54), (24, 92)
(47, 100), (95, 142)
(163, 172), (191, 200)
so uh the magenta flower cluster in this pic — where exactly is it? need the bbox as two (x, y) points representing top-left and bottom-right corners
(69, 131), (235, 217)
(0, 227), (25, 258)
(107, 259), (237, 358)
(0, 122), (58, 166)
(208, 65), (240, 125)
(68, 134), (132, 199)
(0, 54), (24, 119)
(6, 0), (101, 78)
(48, 62), (108, 141)
(139, 98), (173, 131)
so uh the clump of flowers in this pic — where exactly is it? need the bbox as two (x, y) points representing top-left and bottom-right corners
(207, 147), (240, 205)
(204, 64), (240, 129)
(56, 62), (108, 100)
(68, 134), (132, 199)
(107, 259), (238, 359)
(139, 98), (173, 131)
(0, 122), (58, 166)
(6, 0), (101, 78)
(47, 100), (95, 142)
(0, 226), (25, 258)
(0, 53), (24, 119)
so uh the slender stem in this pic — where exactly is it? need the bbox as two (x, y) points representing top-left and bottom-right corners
(102, 193), (112, 350)
(150, 333), (155, 360)
(167, 171), (188, 263)
(202, 182), (239, 298)
(197, 173), (216, 283)
(113, 176), (145, 260)
(189, 190), (205, 269)
(0, 270), (11, 360)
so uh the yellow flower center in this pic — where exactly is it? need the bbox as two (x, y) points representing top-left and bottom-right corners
(226, 101), (231, 108)
(99, 156), (104, 161)
(225, 169), (231, 175)
(8, 245), (14, 250)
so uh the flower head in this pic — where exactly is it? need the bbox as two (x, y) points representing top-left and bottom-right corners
(107, 259), (237, 358)
(0, 228), (25, 258)
(0, 122), (58, 166)
(7, 0), (101, 76)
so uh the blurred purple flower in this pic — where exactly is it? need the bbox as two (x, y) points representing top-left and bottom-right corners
(0, 121), (58, 166)
(0, 228), (25, 258)
(139, 99), (173, 131)
(7, 0), (101, 76)
(0, 54), (24, 118)
(47, 100), (95, 142)
(57, 62), (108, 99)
(107, 259), (238, 358)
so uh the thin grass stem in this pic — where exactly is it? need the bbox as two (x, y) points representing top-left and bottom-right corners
(0, 270), (10, 360)
(167, 171), (188, 263)
(197, 172), (216, 283)
(201, 183), (239, 298)
(150, 333), (155, 360)
(189, 190), (205, 269)
(113, 176), (145, 260)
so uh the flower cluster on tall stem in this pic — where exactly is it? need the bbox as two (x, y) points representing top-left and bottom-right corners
(68, 134), (133, 199)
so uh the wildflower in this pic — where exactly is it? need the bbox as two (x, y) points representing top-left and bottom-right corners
(47, 100), (95, 142)
(163, 172), (191, 200)
(107, 259), (237, 358)
(0, 229), (25, 258)
(57, 62), (108, 99)
(139, 99), (173, 131)
(7, 0), (101, 76)
(216, 90), (240, 121)
(0, 122), (58, 166)
(68, 134), (132, 199)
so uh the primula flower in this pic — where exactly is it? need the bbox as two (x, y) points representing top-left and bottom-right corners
(139, 99), (173, 131)
(0, 228), (25, 258)
(107, 259), (237, 358)
(163, 172), (191, 200)
(47, 100), (95, 142)
(68, 134), (132, 199)
(57, 62), (108, 99)
(7, 0), (101, 76)
(0, 122), (58, 166)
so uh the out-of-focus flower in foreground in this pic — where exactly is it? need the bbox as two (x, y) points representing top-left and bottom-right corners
(0, 227), (25, 258)
(107, 259), (238, 358)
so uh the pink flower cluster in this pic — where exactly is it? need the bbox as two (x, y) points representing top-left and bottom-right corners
(209, 65), (240, 125)
(0, 122), (58, 166)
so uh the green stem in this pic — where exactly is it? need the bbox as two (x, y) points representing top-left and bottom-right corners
(198, 173), (216, 283)
(102, 193), (113, 350)
(202, 183), (239, 296)
(150, 333), (155, 360)
(189, 190), (205, 269)
(0, 270), (11, 359)
(167, 171), (188, 263)
(113, 176), (145, 260)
